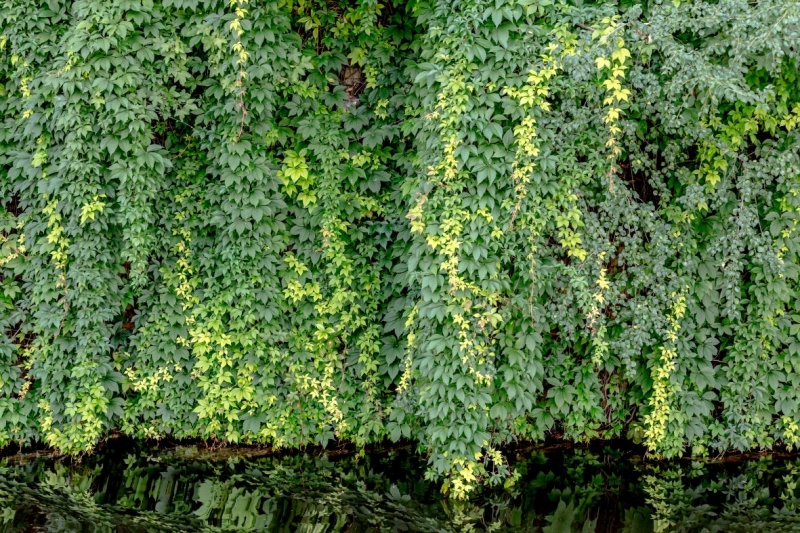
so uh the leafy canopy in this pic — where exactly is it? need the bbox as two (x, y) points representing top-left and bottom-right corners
(1, 0), (800, 497)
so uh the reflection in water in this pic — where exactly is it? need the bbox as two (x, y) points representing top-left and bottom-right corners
(2, 444), (800, 532)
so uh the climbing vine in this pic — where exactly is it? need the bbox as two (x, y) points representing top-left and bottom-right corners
(2, 0), (800, 497)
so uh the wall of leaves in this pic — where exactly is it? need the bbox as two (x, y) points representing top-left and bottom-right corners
(2, 0), (800, 497)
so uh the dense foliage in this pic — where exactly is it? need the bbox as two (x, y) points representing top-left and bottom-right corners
(2, 0), (800, 497)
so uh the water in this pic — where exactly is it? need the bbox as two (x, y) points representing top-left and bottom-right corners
(2, 441), (800, 532)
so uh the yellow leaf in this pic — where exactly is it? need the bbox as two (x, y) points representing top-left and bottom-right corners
(611, 47), (631, 63)
(595, 56), (611, 69)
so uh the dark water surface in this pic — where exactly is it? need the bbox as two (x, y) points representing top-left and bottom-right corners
(2, 442), (800, 532)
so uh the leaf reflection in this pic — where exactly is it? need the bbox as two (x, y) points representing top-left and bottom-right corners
(2, 448), (800, 532)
